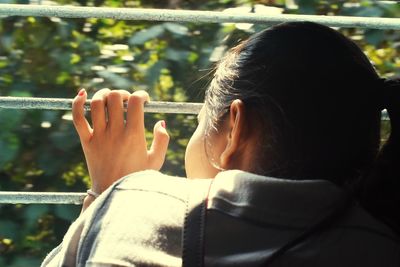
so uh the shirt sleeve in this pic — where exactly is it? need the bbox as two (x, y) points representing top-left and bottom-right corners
(41, 170), (188, 267)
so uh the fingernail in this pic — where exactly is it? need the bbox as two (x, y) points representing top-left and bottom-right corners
(161, 120), (166, 129)
(78, 88), (85, 96)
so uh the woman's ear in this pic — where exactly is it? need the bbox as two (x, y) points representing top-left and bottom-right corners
(219, 99), (246, 169)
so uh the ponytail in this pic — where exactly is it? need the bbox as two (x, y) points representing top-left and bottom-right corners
(361, 77), (400, 235)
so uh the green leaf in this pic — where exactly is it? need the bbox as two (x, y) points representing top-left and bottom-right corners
(54, 205), (80, 221)
(0, 60), (7, 68)
(129, 25), (165, 45)
(0, 220), (19, 240)
(297, 0), (317, 14)
(0, 110), (23, 168)
(165, 48), (190, 62)
(146, 60), (166, 87)
(49, 122), (80, 151)
(23, 205), (49, 228)
(355, 7), (384, 17)
(97, 70), (134, 89)
(0, 135), (20, 168)
(9, 257), (41, 267)
(8, 90), (32, 97)
(364, 29), (385, 46)
(0, 109), (24, 128)
(163, 23), (189, 35)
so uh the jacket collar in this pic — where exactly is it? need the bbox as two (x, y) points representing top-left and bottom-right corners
(207, 170), (346, 227)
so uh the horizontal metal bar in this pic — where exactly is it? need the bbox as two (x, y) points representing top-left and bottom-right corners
(0, 4), (400, 30)
(0, 97), (203, 114)
(0, 192), (85, 204)
(0, 97), (390, 119)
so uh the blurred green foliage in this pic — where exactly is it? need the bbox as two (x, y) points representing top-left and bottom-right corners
(0, 0), (399, 265)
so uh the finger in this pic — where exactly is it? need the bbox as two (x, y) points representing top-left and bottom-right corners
(148, 120), (170, 170)
(90, 88), (111, 133)
(107, 90), (131, 131)
(126, 90), (150, 135)
(72, 88), (92, 142)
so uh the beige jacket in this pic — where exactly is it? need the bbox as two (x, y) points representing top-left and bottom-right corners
(41, 170), (400, 267)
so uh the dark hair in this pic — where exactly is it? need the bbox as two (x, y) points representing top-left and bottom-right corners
(205, 22), (400, 232)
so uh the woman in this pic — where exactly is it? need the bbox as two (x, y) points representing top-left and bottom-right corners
(42, 22), (400, 266)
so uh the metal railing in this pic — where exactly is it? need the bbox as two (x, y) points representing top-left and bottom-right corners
(0, 4), (400, 30)
(0, 97), (203, 114)
(0, 3), (396, 204)
(0, 192), (85, 205)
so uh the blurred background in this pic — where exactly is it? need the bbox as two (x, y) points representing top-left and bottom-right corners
(0, 0), (399, 265)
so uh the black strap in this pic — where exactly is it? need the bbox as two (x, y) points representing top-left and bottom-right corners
(182, 179), (212, 267)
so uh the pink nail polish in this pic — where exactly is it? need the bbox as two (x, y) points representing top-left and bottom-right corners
(78, 89), (85, 96)
(161, 120), (166, 129)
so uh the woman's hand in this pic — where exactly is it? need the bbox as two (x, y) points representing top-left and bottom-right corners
(72, 88), (170, 194)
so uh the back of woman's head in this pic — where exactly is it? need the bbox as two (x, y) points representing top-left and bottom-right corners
(205, 22), (400, 231)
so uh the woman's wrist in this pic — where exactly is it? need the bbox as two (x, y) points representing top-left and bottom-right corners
(80, 189), (101, 213)
(86, 189), (100, 198)
(90, 180), (106, 194)
(81, 194), (95, 213)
